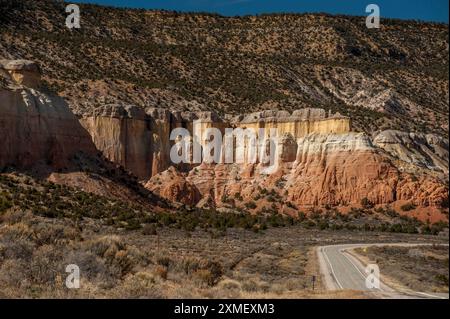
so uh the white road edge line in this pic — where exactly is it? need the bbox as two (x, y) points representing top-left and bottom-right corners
(322, 246), (343, 290)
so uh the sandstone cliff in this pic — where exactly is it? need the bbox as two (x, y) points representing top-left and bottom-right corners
(79, 104), (153, 180)
(73, 95), (448, 212)
(0, 60), (164, 206)
(1, 59), (447, 217)
(142, 111), (447, 212)
(0, 60), (97, 170)
(80, 106), (229, 180)
(80, 106), (353, 179)
(147, 132), (447, 210)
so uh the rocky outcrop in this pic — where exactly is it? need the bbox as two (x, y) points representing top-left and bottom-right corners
(235, 109), (351, 139)
(79, 100), (446, 210)
(2, 60), (447, 214)
(148, 131), (448, 210)
(144, 166), (199, 206)
(374, 130), (449, 177)
(146, 107), (173, 177)
(80, 107), (229, 180)
(0, 60), (41, 89)
(80, 104), (153, 180)
(0, 60), (168, 207)
(80, 106), (352, 180)
(0, 60), (97, 170)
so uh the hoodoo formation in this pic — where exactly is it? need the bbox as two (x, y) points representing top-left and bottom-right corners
(0, 60), (448, 216)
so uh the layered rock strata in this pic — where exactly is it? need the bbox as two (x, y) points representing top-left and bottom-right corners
(1, 60), (447, 213)
(80, 106), (351, 179)
(374, 130), (449, 177)
(79, 106), (230, 180)
(76, 98), (448, 210)
(147, 131), (448, 210)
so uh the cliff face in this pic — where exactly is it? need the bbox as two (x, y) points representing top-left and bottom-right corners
(0, 60), (97, 170)
(74, 97), (448, 211)
(150, 132), (445, 210)
(235, 109), (351, 139)
(80, 106), (228, 180)
(374, 130), (449, 176)
(0, 60), (166, 206)
(80, 106), (352, 179)
(1, 60), (447, 216)
(79, 105), (154, 180)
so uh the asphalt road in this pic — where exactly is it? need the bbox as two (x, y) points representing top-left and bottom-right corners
(317, 243), (449, 299)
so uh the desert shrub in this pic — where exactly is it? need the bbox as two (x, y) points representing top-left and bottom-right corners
(435, 274), (449, 286)
(286, 202), (297, 209)
(63, 250), (111, 283)
(180, 258), (201, 275)
(124, 218), (141, 230)
(421, 222), (448, 235)
(360, 197), (374, 209)
(302, 220), (316, 229)
(318, 220), (329, 230)
(0, 196), (12, 212)
(245, 201), (257, 209)
(86, 236), (137, 277)
(297, 211), (306, 222)
(385, 208), (400, 218)
(275, 178), (286, 188)
(267, 213), (285, 227)
(0, 237), (34, 262)
(156, 256), (172, 268)
(117, 272), (162, 298)
(87, 236), (126, 257)
(389, 223), (404, 233)
(110, 250), (135, 277)
(193, 269), (213, 286)
(0, 222), (34, 242)
(142, 224), (157, 235)
(193, 260), (223, 287)
(0, 259), (29, 287)
(440, 196), (449, 208)
(29, 245), (63, 284)
(241, 279), (260, 292)
(400, 203), (416, 211)
(218, 279), (241, 290)
(154, 266), (168, 280)
(33, 222), (79, 246)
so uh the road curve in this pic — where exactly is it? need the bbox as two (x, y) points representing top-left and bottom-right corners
(317, 243), (449, 299)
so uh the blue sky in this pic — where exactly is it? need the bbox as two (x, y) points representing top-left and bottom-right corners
(71, 0), (449, 22)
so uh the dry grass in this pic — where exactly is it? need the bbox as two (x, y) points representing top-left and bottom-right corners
(0, 208), (447, 298)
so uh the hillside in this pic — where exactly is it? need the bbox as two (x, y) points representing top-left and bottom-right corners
(0, 0), (448, 300)
(0, 0), (448, 136)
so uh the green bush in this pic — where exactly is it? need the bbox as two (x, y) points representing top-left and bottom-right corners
(360, 197), (374, 209)
(400, 203), (416, 211)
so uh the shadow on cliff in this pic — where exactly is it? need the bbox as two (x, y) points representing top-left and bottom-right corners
(0, 86), (169, 209)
